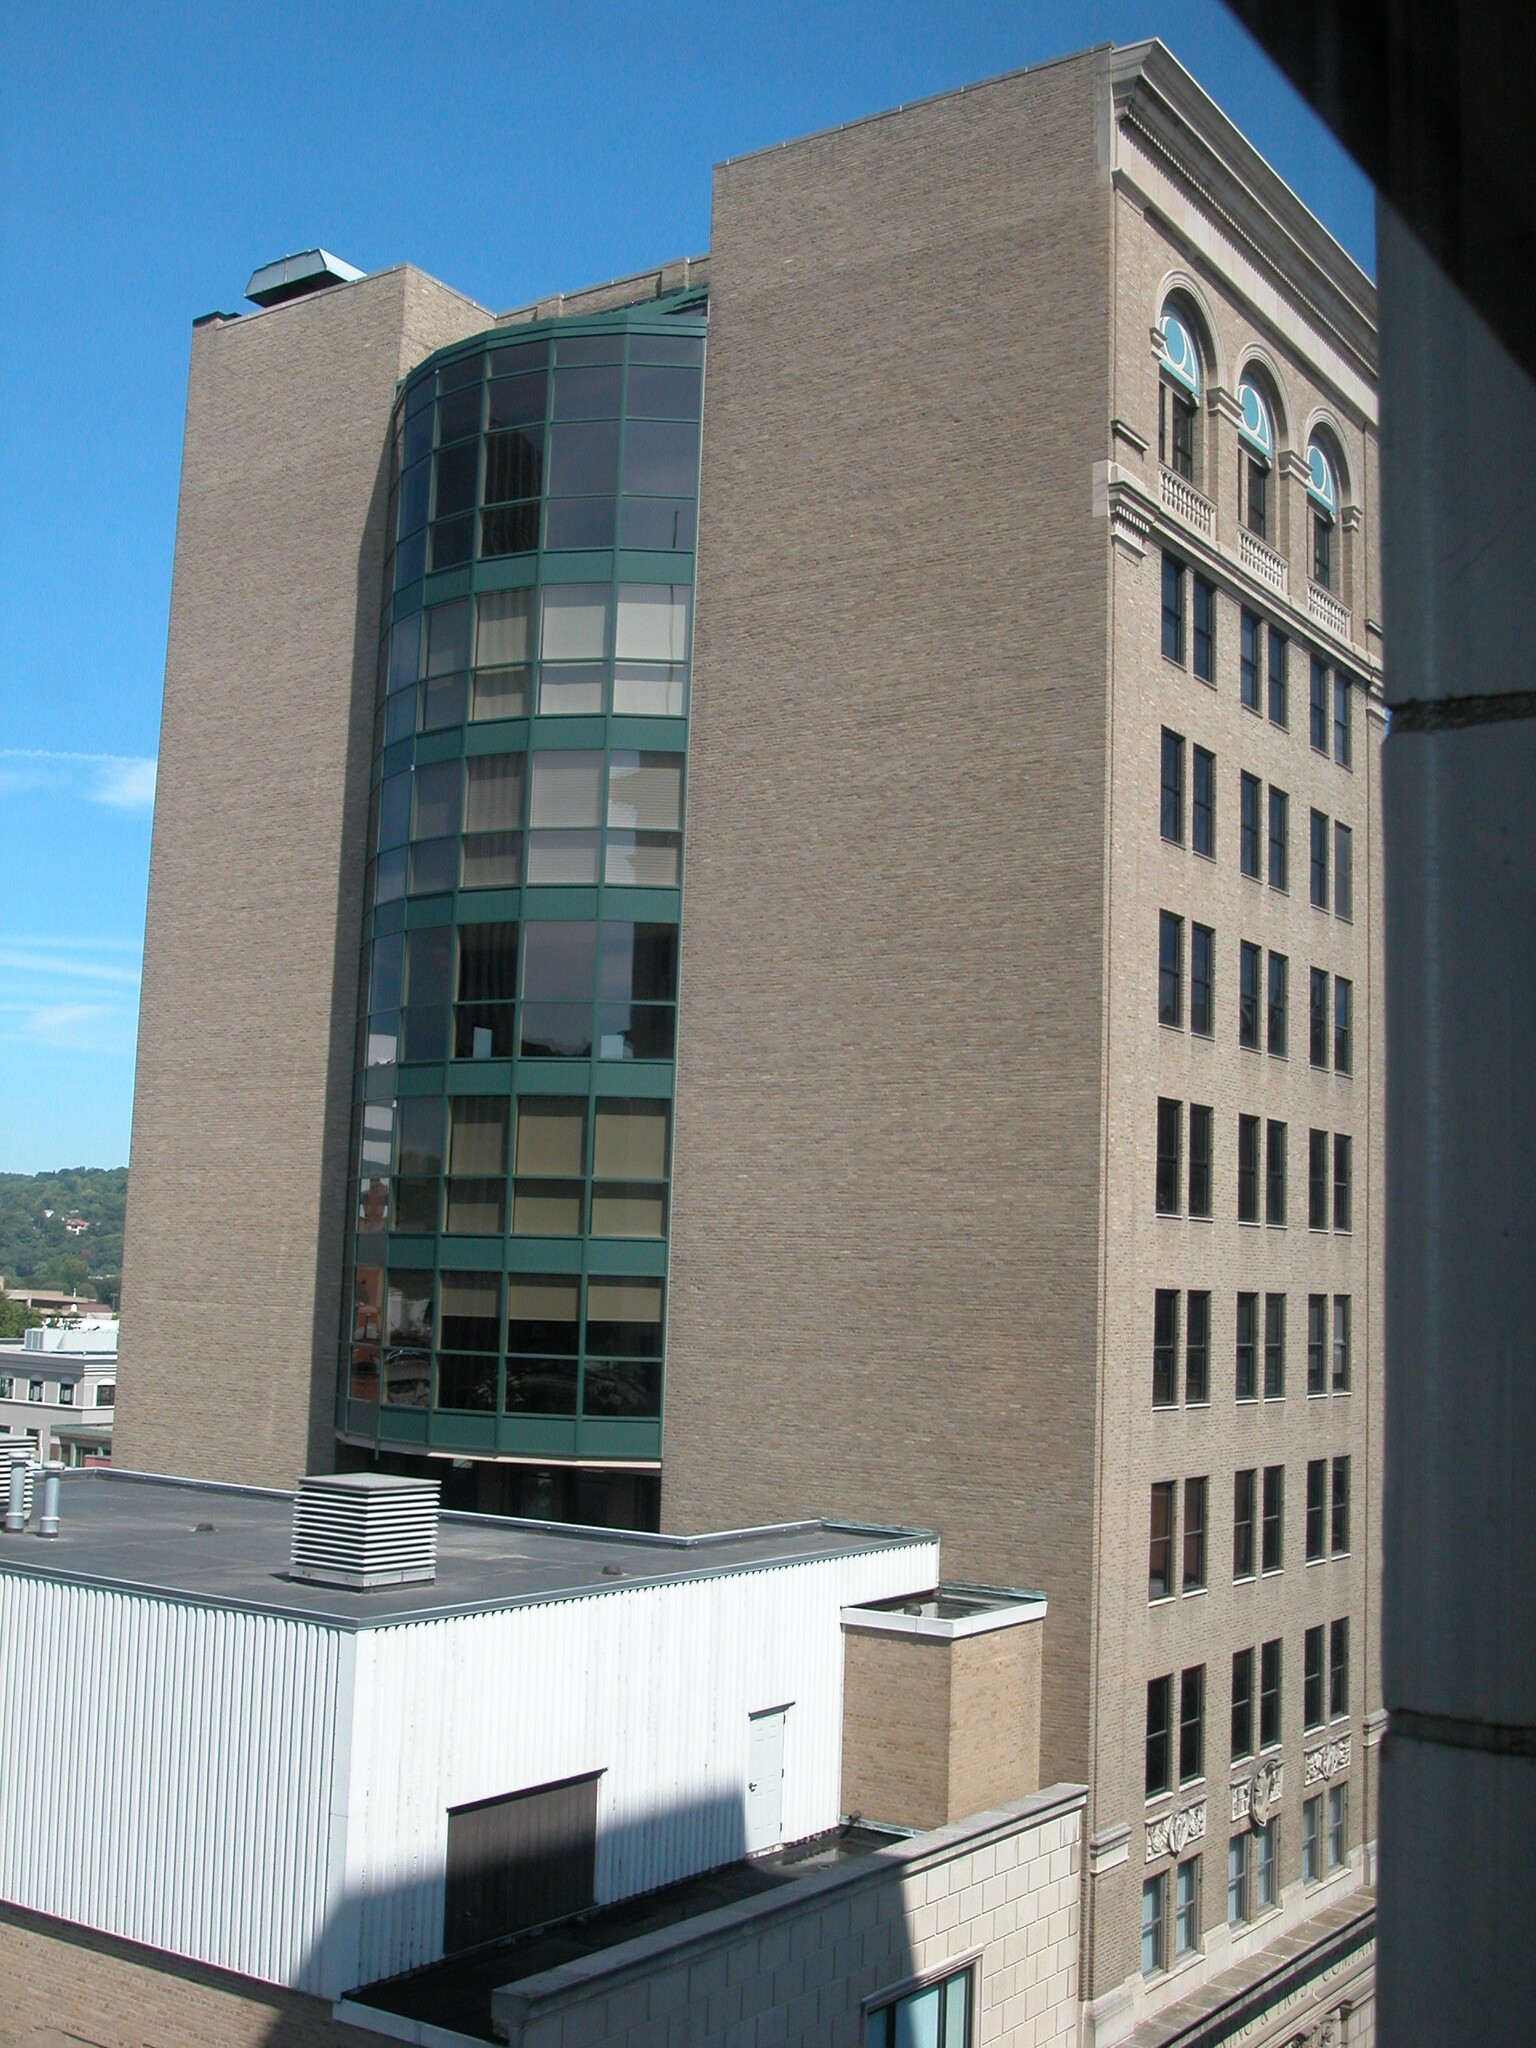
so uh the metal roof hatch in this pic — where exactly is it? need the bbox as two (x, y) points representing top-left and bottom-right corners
(246, 248), (365, 309)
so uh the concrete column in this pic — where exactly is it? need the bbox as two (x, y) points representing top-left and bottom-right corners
(1377, 203), (1536, 2045)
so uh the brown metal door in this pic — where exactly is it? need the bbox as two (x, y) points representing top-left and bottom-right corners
(443, 1772), (600, 1952)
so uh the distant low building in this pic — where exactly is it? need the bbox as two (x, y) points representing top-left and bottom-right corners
(0, 1281), (101, 1321)
(0, 1316), (116, 1464)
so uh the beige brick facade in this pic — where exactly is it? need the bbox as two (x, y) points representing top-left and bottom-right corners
(0, 1902), (373, 2048)
(116, 267), (487, 1489)
(842, 1623), (1043, 1833)
(661, 42), (1383, 2032)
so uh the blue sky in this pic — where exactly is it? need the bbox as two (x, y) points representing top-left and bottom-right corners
(0, 1), (1374, 1174)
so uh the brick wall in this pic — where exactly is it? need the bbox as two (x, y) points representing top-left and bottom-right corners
(0, 1902), (373, 2048)
(662, 47), (1114, 1796)
(117, 266), (487, 1489)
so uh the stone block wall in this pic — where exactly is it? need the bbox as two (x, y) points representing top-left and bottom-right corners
(484, 1789), (1086, 2048)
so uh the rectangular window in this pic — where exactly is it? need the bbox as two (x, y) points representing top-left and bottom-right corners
(1191, 924), (1215, 1036)
(865, 1966), (972, 2048)
(1239, 941), (1262, 1050)
(1262, 1465), (1284, 1571)
(1159, 912), (1184, 1026)
(1334, 674), (1353, 767)
(1234, 1469), (1257, 1577)
(1188, 1105), (1213, 1219)
(1231, 1649), (1255, 1760)
(1175, 1856), (1201, 1956)
(1260, 1638), (1283, 1747)
(1333, 1296), (1352, 1391)
(1335, 824), (1354, 920)
(1268, 786), (1289, 891)
(1310, 656), (1329, 752)
(1307, 1296), (1328, 1395)
(1235, 1295), (1258, 1402)
(1157, 1099), (1183, 1215)
(1266, 1122), (1287, 1227)
(1193, 579), (1216, 682)
(1161, 730), (1186, 844)
(1142, 1873), (1167, 1979)
(1163, 553), (1186, 663)
(1306, 1458), (1327, 1560)
(1309, 1129), (1330, 1230)
(1255, 1819), (1279, 1911)
(1240, 772), (1261, 878)
(1330, 1617), (1350, 1718)
(1193, 747), (1216, 857)
(1267, 952), (1288, 1058)
(1264, 1293), (1286, 1397)
(1303, 1795), (1323, 1883)
(1310, 968), (1329, 1068)
(1332, 1456), (1352, 1555)
(1312, 506), (1341, 605)
(1240, 610), (1261, 711)
(1334, 977), (1353, 1074)
(1267, 626), (1288, 727)
(1150, 1482), (1177, 1600)
(1328, 1784), (1348, 1868)
(1304, 1624), (1325, 1728)
(1238, 1115), (1260, 1223)
(1183, 1477), (1208, 1590)
(1227, 1831), (1250, 1927)
(1186, 1291), (1211, 1404)
(1180, 1665), (1206, 1782)
(1247, 455), (1270, 540)
(1334, 1134), (1353, 1232)
(1310, 809), (1330, 908)
(1147, 1675), (1173, 1796)
(1153, 1290), (1180, 1406)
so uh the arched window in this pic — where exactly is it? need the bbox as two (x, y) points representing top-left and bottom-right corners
(1237, 376), (1276, 541)
(1306, 437), (1339, 589)
(1158, 305), (1202, 484)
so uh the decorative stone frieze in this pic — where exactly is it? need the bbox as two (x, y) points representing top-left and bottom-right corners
(1145, 1799), (1206, 1862)
(1230, 1755), (1283, 1825)
(1304, 1734), (1353, 1785)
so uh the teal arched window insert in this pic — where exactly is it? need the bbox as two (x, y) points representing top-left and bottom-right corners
(1237, 379), (1274, 460)
(1238, 377), (1275, 539)
(1306, 441), (1337, 516)
(1158, 309), (1201, 481)
(1158, 310), (1202, 399)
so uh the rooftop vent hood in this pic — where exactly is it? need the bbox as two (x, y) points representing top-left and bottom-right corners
(246, 248), (365, 309)
(290, 1472), (439, 1590)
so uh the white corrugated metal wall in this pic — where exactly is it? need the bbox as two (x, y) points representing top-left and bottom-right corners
(0, 1535), (936, 1998)
(0, 1571), (345, 1990)
(339, 1540), (937, 1993)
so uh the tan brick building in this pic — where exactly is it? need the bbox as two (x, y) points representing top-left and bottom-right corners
(118, 39), (1380, 2046)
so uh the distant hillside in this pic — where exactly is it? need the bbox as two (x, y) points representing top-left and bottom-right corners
(0, 1167), (127, 1303)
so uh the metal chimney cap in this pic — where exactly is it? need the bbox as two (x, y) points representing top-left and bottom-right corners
(245, 248), (366, 309)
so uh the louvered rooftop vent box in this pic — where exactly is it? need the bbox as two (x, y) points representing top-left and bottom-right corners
(290, 1473), (440, 1590)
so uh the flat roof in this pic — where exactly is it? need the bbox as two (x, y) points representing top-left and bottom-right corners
(0, 1470), (933, 1628)
(348, 1825), (899, 2042)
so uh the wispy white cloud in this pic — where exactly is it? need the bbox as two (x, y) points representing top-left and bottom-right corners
(0, 949), (141, 986)
(0, 1000), (131, 1055)
(0, 747), (158, 810)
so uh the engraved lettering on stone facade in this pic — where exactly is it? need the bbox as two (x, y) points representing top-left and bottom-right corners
(1304, 1735), (1352, 1786)
(1145, 1799), (1206, 1862)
